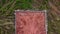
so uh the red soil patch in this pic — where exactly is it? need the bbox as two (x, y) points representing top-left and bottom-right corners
(15, 11), (46, 34)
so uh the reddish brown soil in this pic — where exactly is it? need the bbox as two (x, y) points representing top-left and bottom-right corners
(15, 11), (46, 34)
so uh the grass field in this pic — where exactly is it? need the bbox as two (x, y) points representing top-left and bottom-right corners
(0, 0), (60, 34)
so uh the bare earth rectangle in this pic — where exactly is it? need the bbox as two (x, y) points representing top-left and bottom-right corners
(15, 10), (47, 34)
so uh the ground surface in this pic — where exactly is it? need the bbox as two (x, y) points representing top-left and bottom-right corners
(0, 0), (60, 34)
